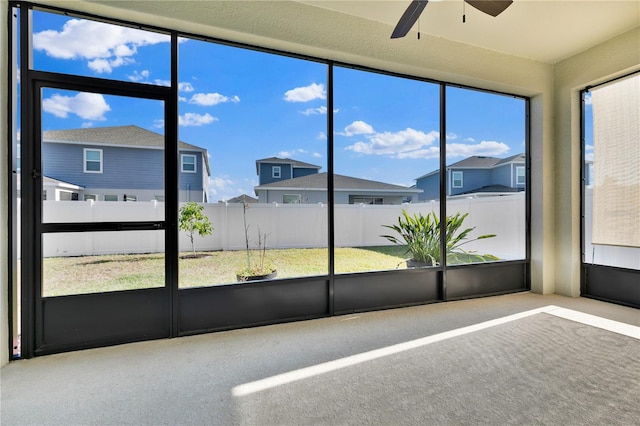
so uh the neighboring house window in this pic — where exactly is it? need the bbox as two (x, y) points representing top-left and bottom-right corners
(350, 196), (383, 205)
(84, 194), (97, 201)
(104, 194), (118, 202)
(154, 195), (165, 202)
(272, 166), (281, 178)
(124, 194), (137, 202)
(181, 154), (197, 173)
(516, 166), (526, 185)
(84, 148), (103, 173)
(42, 190), (47, 201)
(452, 171), (463, 188)
(283, 194), (301, 204)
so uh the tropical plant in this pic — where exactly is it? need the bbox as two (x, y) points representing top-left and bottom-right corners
(178, 202), (213, 257)
(381, 210), (498, 266)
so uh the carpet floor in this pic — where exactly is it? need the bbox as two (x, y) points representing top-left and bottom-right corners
(1, 293), (639, 425)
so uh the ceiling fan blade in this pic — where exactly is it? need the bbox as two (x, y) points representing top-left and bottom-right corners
(465, 0), (513, 17)
(391, 0), (429, 39)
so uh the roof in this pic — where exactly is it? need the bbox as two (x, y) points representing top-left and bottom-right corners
(255, 157), (322, 174)
(224, 194), (258, 203)
(255, 172), (422, 193)
(43, 125), (205, 151)
(42, 125), (210, 175)
(458, 184), (523, 195)
(415, 154), (525, 180)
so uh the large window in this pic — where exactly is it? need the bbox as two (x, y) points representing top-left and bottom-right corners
(583, 74), (640, 270)
(445, 87), (527, 265)
(10, 2), (531, 358)
(177, 38), (328, 287)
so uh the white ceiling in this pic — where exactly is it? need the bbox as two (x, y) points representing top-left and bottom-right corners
(299, 0), (640, 63)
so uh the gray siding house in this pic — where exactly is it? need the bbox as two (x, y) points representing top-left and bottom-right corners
(254, 172), (422, 204)
(256, 157), (322, 186)
(415, 154), (526, 201)
(42, 125), (210, 202)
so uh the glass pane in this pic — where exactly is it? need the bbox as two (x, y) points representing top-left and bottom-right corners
(333, 66), (440, 272)
(177, 39), (328, 287)
(445, 87), (526, 264)
(584, 76), (640, 269)
(42, 230), (165, 296)
(40, 88), (165, 222)
(32, 10), (170, 85)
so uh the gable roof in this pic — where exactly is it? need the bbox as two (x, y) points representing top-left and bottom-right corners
(43, 125), (205, 151)
(415, 153), (525, 180)
(255, 172), (422, 193)
(255, 157), (322, 174)
(42, 125), (210, 175)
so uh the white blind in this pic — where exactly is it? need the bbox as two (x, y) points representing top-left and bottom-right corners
(591, 74), (640, 247)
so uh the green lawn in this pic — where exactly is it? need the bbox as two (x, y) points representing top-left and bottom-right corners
(42, 246), (410, 297)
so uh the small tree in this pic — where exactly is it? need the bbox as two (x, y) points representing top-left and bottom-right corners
(179, 202), (213, 257)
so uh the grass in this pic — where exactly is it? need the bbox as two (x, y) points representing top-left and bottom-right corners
(42, 246), (410, 297)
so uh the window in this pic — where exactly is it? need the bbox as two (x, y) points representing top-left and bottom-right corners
(104, 194), (118, 202)
(84, 194), (97, 201)
(84, 148), (102, 173)
(516, 166), (525, 185)
(181, 154), (196, 173)
(452, 171), (463, 188)
(272, 166), (281, 178)
(283, 194), (301, 204)
(350, 196), (383, 205)
(123, 194), (137, 202)
(154, 195), (165, 202)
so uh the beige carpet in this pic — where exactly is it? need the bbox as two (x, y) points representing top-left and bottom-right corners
(2, 293), (639, 425)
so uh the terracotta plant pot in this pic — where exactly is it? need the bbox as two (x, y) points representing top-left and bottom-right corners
(236, 270), (277, 282)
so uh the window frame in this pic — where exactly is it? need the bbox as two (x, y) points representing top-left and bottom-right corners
(272, 166), (281, 179)
(83, 148), (103, 174)
(516, 166), (525, 186)
(283, 193), (301, 204)
(181, 154), (197, 173)
(452, 171), (463, 188)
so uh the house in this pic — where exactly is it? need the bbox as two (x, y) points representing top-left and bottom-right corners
(42, 125), (210, 202)
(256, 157), (322, 186)
(254, 172), (422, 204)
(415, 154), (525, 201)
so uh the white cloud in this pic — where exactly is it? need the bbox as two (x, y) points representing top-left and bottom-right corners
(189, 93), (240, 106)
(278, 151), (294, 158)
(347, 128), (439, 156)
(585, 152), (594, 162)
(585, 144), (594, 151)
(584, 93), (592, 105)
(128, 70), (150, 82)
(301, 106), (327, 115)
(179, 112), (217, 127)
(153, 119), (165, 129)
(446, 132), (458, 140)
(33, 18), (169, 73)
(340, 120), (375, 136)
(284, 83), (326, 102)
(312, 152), (322, 158)
(465, 137), (476, 142)
(179, 82), (195, 92)
(317, 132), (327, 140)
(42, 92), (111, 121)
(446, 141), (510, 158)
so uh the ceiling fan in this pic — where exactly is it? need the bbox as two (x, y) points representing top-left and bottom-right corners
(391, 0), (513, 39)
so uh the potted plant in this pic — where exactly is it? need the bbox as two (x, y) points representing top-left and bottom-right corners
(178, 202), (213, 258)
(236, 197), (277, 281)
(381, 209), (498, 267)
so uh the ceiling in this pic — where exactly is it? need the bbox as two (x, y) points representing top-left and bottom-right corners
(299, 0), (639, 64)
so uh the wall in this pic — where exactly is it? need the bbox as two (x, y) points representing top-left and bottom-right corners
(553, 27), (640, 297)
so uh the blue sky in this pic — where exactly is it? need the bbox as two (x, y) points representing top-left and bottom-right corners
(27, 10), (528, 202)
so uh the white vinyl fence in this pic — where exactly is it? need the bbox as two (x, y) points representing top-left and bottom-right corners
(38, 193), (527, 259)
